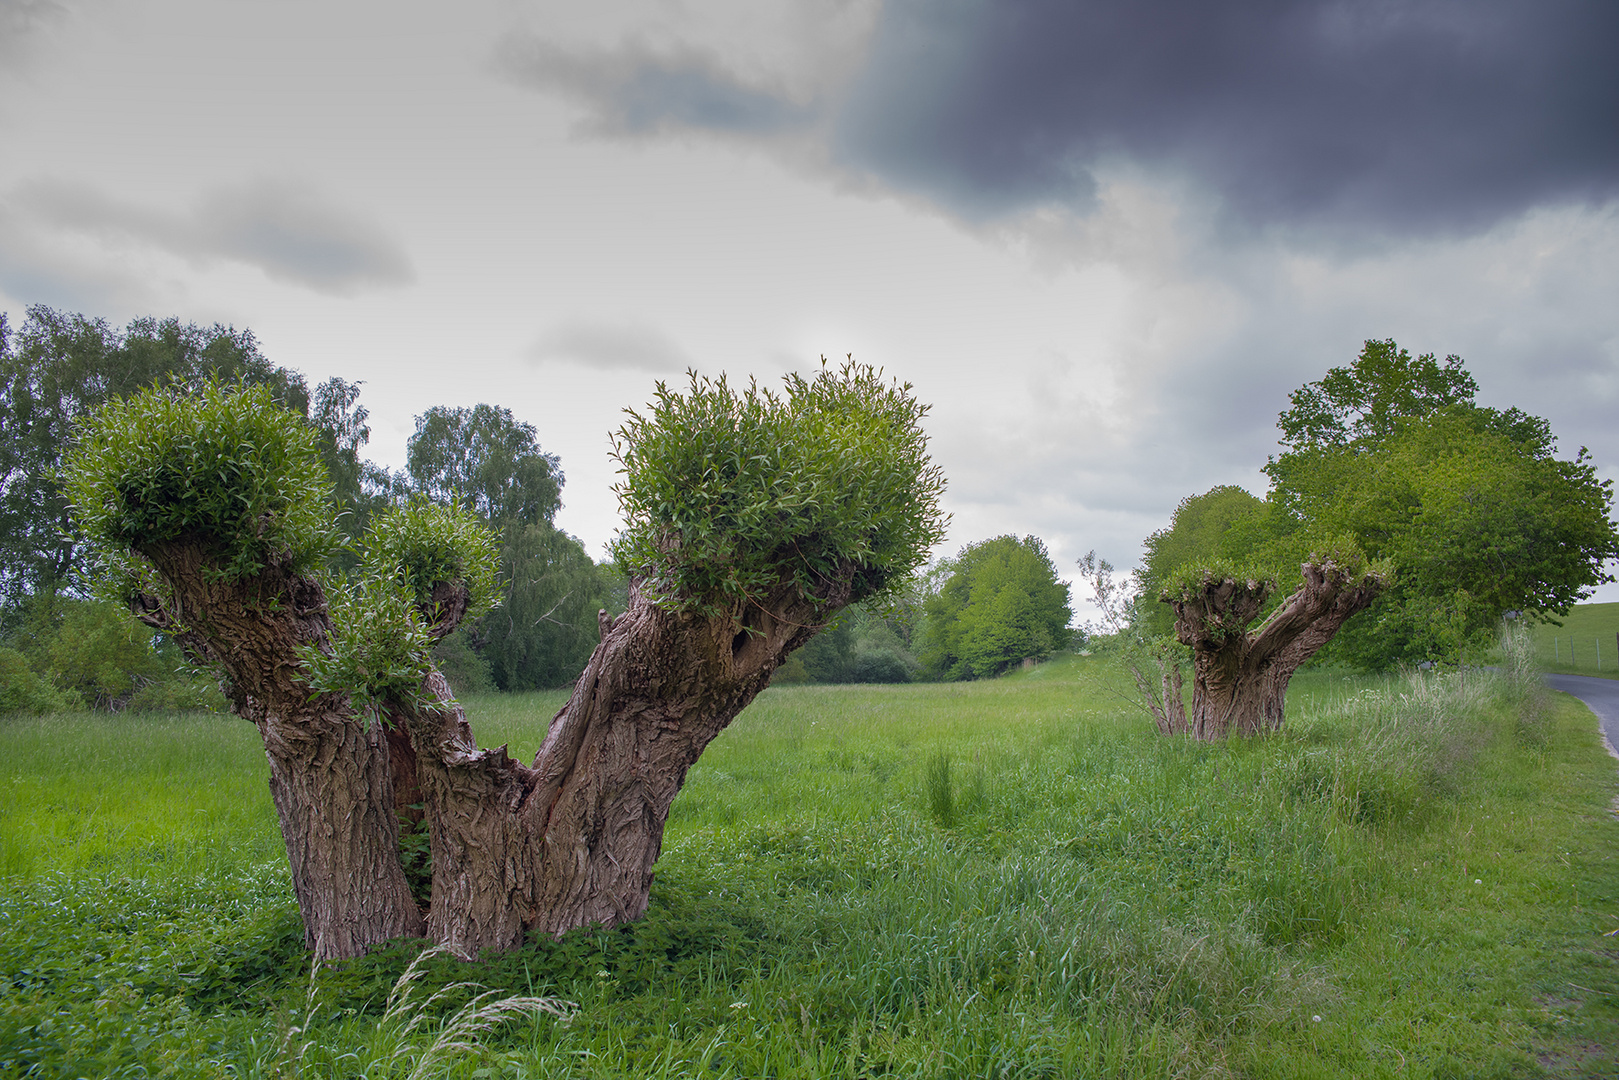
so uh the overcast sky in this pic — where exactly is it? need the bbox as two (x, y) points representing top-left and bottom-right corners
(4, 0), (1618, 614)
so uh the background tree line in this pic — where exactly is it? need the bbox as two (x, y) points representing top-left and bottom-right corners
(19, 310), (1583, 713)
(0, 305), (620, 714)
(774, 535), (1077, 685)
(0, 304), (1078, 709)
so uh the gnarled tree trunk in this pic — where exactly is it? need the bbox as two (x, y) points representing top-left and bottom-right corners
(390, 575), (836, 958)
(1167, 560), (1388, 739)
(130, 535), (846, 961)
(134, 541), (425, 958)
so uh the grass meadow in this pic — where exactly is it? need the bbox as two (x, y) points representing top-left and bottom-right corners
(1527, 602), (1619, 679)
(2, 651), (1618, 1078)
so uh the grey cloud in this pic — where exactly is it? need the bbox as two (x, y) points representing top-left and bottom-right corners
(0, 202), (146, 313)
(528, 319), (694, 372)
(193, 181), (415, 291)
(494, 34), (814, 136)
(13, 178), (414, 294)
(0, 0), (69, 64)
(505, 1), (1619, 237)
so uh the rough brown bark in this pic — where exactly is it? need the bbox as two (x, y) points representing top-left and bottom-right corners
(385, 725), (425, 830)
(1160, 663), (1188, 736)
(390, 574), (841, 958)
(1167, 560), (1387, 739)
(130, 533), (853, 960)
(134, 540), (425, 958)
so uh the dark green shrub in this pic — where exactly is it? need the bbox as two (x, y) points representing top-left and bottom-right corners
(0, 647), (76, 715)
(792, 605), (919, 683)
(5, 596), (223, 713)
(921, 535), (1072, 680)
(33, 598), (168, 710)
(430, 629), (495, 696)
(845, 641), (915, 683)
(125, 675), (227, 714)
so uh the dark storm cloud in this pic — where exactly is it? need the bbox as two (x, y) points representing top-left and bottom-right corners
(495, 35), (814, 136)
(12, 178), (414, 293)
(507, 1), (1619, 235)
(838, 0), (1619, 232)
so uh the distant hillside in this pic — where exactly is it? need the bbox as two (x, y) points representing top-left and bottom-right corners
(1528, 602), (1619, 679)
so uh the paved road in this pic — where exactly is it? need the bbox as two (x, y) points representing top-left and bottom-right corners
(1545, 674), (1619, 760)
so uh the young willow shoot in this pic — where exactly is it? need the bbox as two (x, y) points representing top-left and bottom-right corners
(611, 359), (948, 621)
(361, 497), (503, 621)
(301, 500), (503, 711)
(62, 379), (336, 585)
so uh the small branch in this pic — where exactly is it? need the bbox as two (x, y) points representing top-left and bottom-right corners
(745, 592), (833, 632)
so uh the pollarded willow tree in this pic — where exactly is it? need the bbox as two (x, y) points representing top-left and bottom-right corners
(63, 361), (946, 960)
(1158, 548), (1390, 739)
(1077, 542), (1389, 741)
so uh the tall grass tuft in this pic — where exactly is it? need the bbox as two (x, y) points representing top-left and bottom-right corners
(252, 946), (575, 1079)
(1283, 667), (1493, 830)
(923, 748), (955, 826)
(1500, 620), (1553, 747)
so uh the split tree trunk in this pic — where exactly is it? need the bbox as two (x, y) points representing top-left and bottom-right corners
(132, 535), (847, 960)
(134, 541), (425, 958)
(390, 576), (836, 958)
(1166, 560), (1387, 739)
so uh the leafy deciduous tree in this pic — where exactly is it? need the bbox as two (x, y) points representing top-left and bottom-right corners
(1265, 341), (1617, 667)
(478, 522), (619, 691)
(1127, 338), (1617, 739)
(404, 403), (610, 690)
(406, 404), (561, 528)
(1271, 406), (1618, 667)
(1275, 338), (1477, 450)
(308, 376), (392, 527)
(920, 535), (1072, 679)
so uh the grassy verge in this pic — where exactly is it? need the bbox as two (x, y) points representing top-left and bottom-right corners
(1, 656), (1616, 1077)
